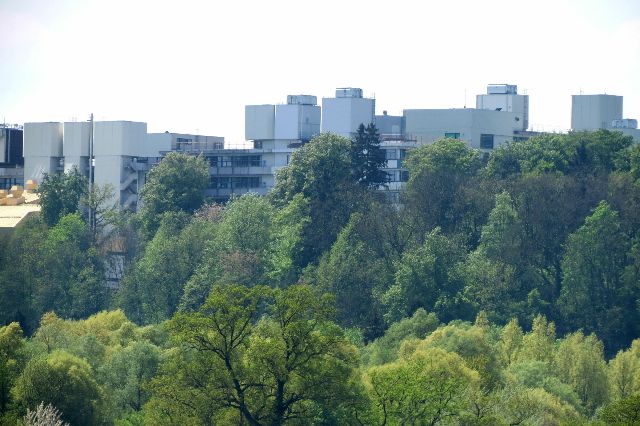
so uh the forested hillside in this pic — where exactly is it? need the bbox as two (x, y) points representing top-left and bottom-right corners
(1, 130), (640, 425)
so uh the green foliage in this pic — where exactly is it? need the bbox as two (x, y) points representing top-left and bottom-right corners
(351, 123), (387, 188)
(35, 213), (107, 320)
(316, 213), (390, 337)
(608, 340), (640, 400)
(421, 323), (502, 390)
(361, 308), (439, 366)
(139, 152), (209, 237)
(383, 228), (469, 324)
(0, 323), (24, 415)
(118, 213), (215, 324)
(147, 284), (360, 424)
(270, 132), (362, 265)
(38, 167), (88, 227)
(365, 346), (479, 425)
(554, 331), (609, 413)
(559, 201), (634, 353)
(598, 394), (640, 425)
(12, 350), (103, 426)
(403, 138), (482, 237)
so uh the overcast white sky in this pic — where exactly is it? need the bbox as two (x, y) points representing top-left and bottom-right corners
(1, 0), (639, 143)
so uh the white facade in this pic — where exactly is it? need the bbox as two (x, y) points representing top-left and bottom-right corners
(404, 108), (522, 150)
(322, 88), (375, 137)
(275, 96), (321, 141)
(245, 105), (275, 140)
(571, 94), (623, 131)
(23, 122), (64, 183)
(476, 84), (529, 131)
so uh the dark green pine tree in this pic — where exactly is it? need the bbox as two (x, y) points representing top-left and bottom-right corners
(351, 123), (388, 188)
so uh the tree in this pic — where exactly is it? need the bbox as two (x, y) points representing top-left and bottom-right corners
(403, 138), (482, 239)
(364, 347), (479, 425)
(608, 340), (640, 400)
(23, 403), (69, 426)
(12, 351), (103, 426)
(316, 212), (390, 338)
(499, 318), (524, 366)
(139, 152), (209, 237)
(0, 322), (24, 415)
(351, 123), (387, 188)
(147, 284), (360, 425)
(101, 341), (161, 416)
(598, 394), (640, 425)
(270, 133), (363, 265)
(34, 213), (107, 319)
(558, 201), (632, 353)
(382, 228), (469, 324)
(117, 213), (215, 324)
(554, 331), (609, 414)
(520, 314), (556, 364)
(80, 183), (117, 243)
(38, 167), (88, 227)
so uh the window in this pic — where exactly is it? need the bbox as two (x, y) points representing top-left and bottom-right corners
(401, 171), (409, 182)
(254, 141), (263, 149)
(480, 134), (494, 149)
(176, 137), (193, 143)
(386, 149), (398, 160)
(399, 149), (407, 160)
(208, 156), (219, 167)
(445, 132), (460, 139)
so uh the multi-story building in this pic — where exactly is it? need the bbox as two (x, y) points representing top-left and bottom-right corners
(404, 84), (529, 151)
(22, 120), (193, 210)
(197, 94), (321, 202)
(571, 94), (640, 140)
(0, 124), (23, 189)
(322, 88), (375, 137)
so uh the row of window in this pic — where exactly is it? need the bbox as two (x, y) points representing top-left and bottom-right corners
(384, 149), (407, 160)
(386, 170), (409, 183)
(210, 176), (262, 189)
(444, 132), (494, 149)
(208, 155), (263, 167)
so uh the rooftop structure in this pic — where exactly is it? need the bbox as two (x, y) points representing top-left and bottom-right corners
(322, 88), (375, 137)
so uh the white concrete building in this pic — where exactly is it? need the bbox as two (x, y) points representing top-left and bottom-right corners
(476, 84), (529, 131)
(23, 122), (64, 184)
(571, 94), (623, 131)
(167, 94), (321, 202)
(571, 94), (640, 140)
(322, 88), (375, 137)
(403, 108), (523, 150)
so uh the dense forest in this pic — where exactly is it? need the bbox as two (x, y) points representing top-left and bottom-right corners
(1, 128), (640, 425)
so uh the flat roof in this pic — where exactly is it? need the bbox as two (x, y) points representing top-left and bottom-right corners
(0, 204), (41, 228)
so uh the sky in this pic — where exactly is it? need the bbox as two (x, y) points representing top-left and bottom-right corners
(1, 0), (639, 144)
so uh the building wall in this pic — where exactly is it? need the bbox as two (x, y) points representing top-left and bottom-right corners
(322, 89), (375, 137)
(571, 94), (623, 131)
(246, 105), (275, 140)
(476, 92), (529, 131)
(404, 109), (521, 150)
(23, 122), (63, 183)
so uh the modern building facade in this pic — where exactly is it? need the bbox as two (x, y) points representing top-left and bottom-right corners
(571, 94), (640, 140)
(0, 124), (23, 189)
(22, 120), (211, 210)
(322, 88), (375, 137)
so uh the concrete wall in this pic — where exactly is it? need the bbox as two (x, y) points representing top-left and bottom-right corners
(322, 96), (375, 137)
(23, 122), (63, 183)
(571, 94), (623, 131)
(404, 109), (520, 149)
(275, 104), (321, 141)
(246, 105), (275, 140)
(476, 93), (529, 131)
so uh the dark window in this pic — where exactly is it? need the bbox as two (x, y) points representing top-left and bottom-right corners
(401, 171), (409, 182)
(445, 132), (460, 139)
(208, 156), (219, 167)
(176, 137), (192, 143)
(480, 134), (494, 149)
(254, 141), (263, 149)
(399, 149), (407, 160)
(386, 149), (398, 160)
